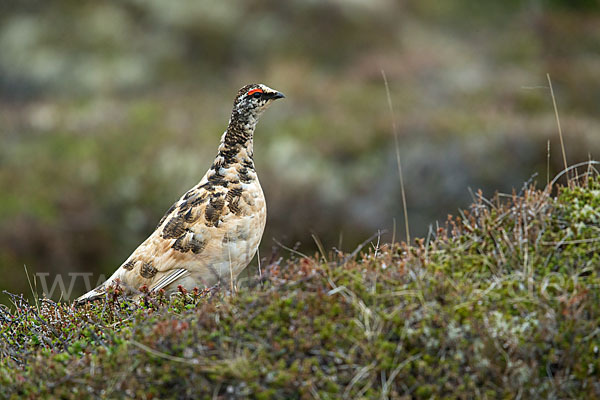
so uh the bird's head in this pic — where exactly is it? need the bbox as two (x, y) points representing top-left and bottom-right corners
(233, 84), (285, 119)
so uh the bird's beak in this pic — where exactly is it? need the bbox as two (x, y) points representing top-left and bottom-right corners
(268, 91), (285, 100)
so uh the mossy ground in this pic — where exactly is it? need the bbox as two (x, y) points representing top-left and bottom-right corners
(1, 175), (599, 399)
(4, 2), (600, 303)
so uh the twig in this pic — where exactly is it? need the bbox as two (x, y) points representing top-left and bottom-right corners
(226, 233), (234, 293)
(541, 237), (600, 246)
(257, 247), (262, 279)
(311, 233), (329, 263)
(342, 230), (388, 265)
(381, 354), (422, 399)
(344, 362), (376, 398)
(382, 70), (410, 244)
(551, 161), (600, 187)
(130, 340), (210, 368)
(272, 238), (310, 259)
(546, 73), (569, 185)
(546, 140), (551, 186)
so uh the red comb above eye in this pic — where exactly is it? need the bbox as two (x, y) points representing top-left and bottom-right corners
(247, 88), (263, 95)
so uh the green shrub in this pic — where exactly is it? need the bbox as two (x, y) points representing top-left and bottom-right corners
(1, 176), (599, 398)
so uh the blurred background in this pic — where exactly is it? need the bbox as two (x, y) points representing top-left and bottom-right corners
(1, 0), (599, 302)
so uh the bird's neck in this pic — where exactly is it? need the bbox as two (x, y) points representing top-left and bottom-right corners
(213, 111), (257, 169)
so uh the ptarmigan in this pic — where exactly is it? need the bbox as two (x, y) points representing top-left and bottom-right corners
(76, 84), (284, 303)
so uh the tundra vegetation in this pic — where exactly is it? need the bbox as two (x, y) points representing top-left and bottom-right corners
(1, 173), (599, 398)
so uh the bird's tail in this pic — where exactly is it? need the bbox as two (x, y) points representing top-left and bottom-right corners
(74, 274), (121, 305)
(74, 285), (107, 305)
(74, 273), (134, 305)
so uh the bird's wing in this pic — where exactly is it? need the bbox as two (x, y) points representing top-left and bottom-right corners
(113, 174), (243, 282)
(148, 268), (189, 293)
(76, 170), (263, 303)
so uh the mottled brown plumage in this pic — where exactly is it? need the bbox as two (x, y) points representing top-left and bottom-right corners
(76, 84), (284, 304)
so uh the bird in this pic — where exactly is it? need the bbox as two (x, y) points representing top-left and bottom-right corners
(75, 84), (285, 304)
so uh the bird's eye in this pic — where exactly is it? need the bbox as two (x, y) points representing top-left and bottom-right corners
(247, 88), (263, 99)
